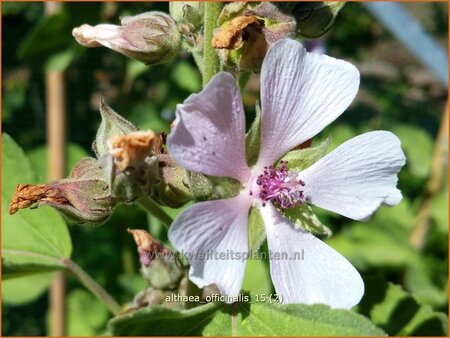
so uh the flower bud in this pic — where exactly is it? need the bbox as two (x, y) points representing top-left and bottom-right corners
(128, 229), (185, 290)
(93, 99), (138, 158)
(72, 11), (182, 65)
(288, 2), (346, 38)
(9, 158), (116, 224)
(170, 2), (204, 29)
(187, 172), (241, 202)
(104, 131), (162, 202)
(152, 154), (192, 208)
(213, 2), (296, 72)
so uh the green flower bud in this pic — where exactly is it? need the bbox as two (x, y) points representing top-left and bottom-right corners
(93, 99), (138, 158)
(187, 172), (241, 202)
(287, 1), (346, 38)
(152, 154), (192, 208)
(72, 11), (182, 65)
(170, 2), (204, 29)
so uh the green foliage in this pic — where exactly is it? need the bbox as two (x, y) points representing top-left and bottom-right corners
(171, 61), (202, 92)
(284, 204), (332, 237)
(109, 298), (384, 336)
(245, 103), (261, 166)
(280, 137), (331, 170)
(2, 134), (72, 303)
(2, 260), (62, 280)
(2, 273), (55, 306)
(392, 124), (434, 178)
(3, 2), (448, 335)
(242, 258), (272, 296)
(247, 207), (266, 252)
(66, 289), (110, 336)
(327, 219), (416, 270)
(359, 277), (448, 336)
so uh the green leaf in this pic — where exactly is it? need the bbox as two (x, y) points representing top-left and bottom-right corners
(67, 289), (110, 336)
(18, 10), (72, 60)
(358, 277), (448, 336)
(429, 190), (449, 234)
(242, 258), (272, 295)
(2, 259), (62, 280)
(2, 134), (72, 301)
(280, 137), (330, 170)
(109, 298), (384, 336)
(327, 221), (415, 270)
(247, 207), (266, 251)
(392, 124), (433, 178)
(284, 204), (332, 237)
(245, 103), (261, 166)
(2, 272), (55, 305)
(404, 258), (448, 308)
(44, 46), (82, 72)
(171, 61), (202, 92)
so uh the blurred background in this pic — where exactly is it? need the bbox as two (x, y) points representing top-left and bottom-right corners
(2, 2), (448, 336)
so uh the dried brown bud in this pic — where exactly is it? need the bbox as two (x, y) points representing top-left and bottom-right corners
(9, 158), (116, 224)
(128, 228), (185, 290)
(104, 131), (164, 202)
(108, 131), (157, 172)
(127, 228), (169, 255)
(213, 2), (296, 72)
(9, 184), (67, 215)
(212, 15), (264, 50)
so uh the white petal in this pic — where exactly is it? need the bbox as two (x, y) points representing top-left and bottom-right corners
(167, 72), (251, 182)
(168, 194), (252, 299)
(299, 131), (406, 221)
(72, 24), (121, 48)
(256, 39), (360, 169)
(260, 204), (364, 309)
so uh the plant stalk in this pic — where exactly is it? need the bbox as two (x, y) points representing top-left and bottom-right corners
(64, 259), (121, 315)
(202, 2), (223, 86)
(137, 197), (174, 228)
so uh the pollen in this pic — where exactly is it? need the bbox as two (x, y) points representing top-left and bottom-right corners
(256, 160), (306, 210)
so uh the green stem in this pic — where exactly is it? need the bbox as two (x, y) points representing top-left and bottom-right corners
(137, 197), (174, 228)
(202, 2), (223, 86)
(64, 259), (121, 315)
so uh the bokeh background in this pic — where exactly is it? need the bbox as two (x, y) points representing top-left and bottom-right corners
(2, 2), (448, 336)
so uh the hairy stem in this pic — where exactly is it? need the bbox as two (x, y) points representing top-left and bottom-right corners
(64, 259), (121, 315)
(202, 2), (223, 86)
(137, 197), (174, 228)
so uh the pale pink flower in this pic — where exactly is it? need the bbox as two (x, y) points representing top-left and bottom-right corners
(167, 39), (405, 309)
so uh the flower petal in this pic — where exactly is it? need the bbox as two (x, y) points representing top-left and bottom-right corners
(256, 39), (360, 168)
(299, 131), (406, 221)
(73, 24), (122, 48)
(168, 194), (252, 299)
(167, 72), (251, 182)
(260, 204), (364, 309)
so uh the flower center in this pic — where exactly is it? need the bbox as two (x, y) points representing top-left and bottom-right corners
(253, 160), (306, 210)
